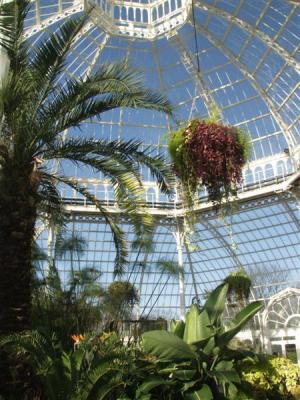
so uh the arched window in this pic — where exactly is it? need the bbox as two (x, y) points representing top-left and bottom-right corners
(264, 164), (274, 180)
(164, 1), (170, 14)
(146, 188), (156, 205)
(152, 8), (157, 21)
(114, 6), (120, 19)
(96, 185), (106, 201)
(276, 160), (286, 178)
(142, 9), (148, 23)
(121, 7), (127, 20)
(136, 8), (141, 22)
(171, 0), (176, 11)
(158, 4), (163, 17)
(244, 168), (254, 186)
(254, 166), (264, 184)
(128, 7), (134, 21)
(286, 158), (294, 174)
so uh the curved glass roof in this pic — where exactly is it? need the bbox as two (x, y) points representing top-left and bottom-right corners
(25, 0), (300, 318)
(25, 0), (300, 161)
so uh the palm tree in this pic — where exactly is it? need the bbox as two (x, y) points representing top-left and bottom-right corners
(0, 1), (174, 335)
(54, 231), (87, 274)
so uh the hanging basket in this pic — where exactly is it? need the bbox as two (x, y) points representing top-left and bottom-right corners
(224, 268), (252, 303)
(168, 119), (250, 207)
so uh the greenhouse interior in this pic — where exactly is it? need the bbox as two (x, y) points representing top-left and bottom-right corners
(0, 0), (300, 398)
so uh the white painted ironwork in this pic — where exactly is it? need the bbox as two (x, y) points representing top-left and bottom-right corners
(169, 33), (216, 115)
(196, 1), (300, 74)
(193, 21), (299, 154)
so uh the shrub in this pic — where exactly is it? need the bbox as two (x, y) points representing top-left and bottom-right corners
(238, 355), (300, 399)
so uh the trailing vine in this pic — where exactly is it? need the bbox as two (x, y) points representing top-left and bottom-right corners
(168, 119), (250, 209)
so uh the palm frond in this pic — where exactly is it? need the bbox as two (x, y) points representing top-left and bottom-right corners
(3, 0), (30, 74)
(122, 145), (175, 195)
(43, 62), (173, 114)
(42, 138), (141, 180)
(156, 259), (180, 276)
(55, 233), (87, 259)
(52, 175), (128, 275)
(0, 1), (14, 51)
(29, 13), (89, 109)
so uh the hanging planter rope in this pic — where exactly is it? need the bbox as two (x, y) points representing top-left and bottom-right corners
(169, 119), (250, 208)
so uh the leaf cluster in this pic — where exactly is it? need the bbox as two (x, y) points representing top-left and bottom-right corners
(141, 283), (263, 399)
(0, 0), (175, 274)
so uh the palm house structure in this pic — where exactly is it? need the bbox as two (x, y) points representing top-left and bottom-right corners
(2, 0), (300, 361)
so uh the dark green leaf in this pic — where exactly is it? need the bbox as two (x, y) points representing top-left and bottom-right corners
(204, 283), (228, 325)
(136, 377), (166, 397)
(184, 305), (213, 345)
(142, 330), (196, 360)
(185, 384), (213, 400)
(170, 320), (185, 338)
(217, 301), (263, 348)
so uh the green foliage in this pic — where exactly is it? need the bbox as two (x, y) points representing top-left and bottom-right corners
(32, 263), (104, 351)
(102, 281), (139, 322)
(224, 268), (252, 303)
(0, 329), (177, 400)
(141, 283), (264, 399)
(168, 126), (197, 207)
(0, 0), (175, 340)
(240, 356), (300, 391)
(168, 119), (250, 209)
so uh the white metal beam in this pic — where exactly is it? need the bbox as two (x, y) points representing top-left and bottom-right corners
(24, 2), (84, 39)
(169, 33), (216, 116)
(196, 1), (300, 74)
(84, 33), (110, 78)
(193, 21), (298, 152)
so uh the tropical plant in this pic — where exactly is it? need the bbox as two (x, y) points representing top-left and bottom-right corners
(0, 330), (123, 399)
(0, 0), (174, 335)
(54, 231), (87, 274)
(169, 119), (249, 207)
(240, 355), (300, 395)
(101, 280), (139, 326)
(32, 261), (104, 351)
(0, 329), (165, 400)
(224, 268), (252, 304)
(141, 283), (263, 399)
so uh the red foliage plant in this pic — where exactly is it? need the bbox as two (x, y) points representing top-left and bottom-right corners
(169, 119), (249, 207)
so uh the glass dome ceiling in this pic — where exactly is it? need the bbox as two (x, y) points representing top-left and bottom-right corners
(25, 0), (300, 318)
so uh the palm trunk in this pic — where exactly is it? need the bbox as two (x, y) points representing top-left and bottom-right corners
(0, 184), (36, 334)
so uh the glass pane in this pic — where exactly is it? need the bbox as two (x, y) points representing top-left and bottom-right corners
(271, 344), (282, 356)
(285, 344), (298, 364)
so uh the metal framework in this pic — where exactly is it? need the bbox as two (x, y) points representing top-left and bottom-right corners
(5, 0), (298, 317)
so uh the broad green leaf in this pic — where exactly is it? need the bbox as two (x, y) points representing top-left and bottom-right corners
(228, 382), (238, 399)
(184, 305), (213, 345)
(208, 360), (240, 384)
(203, 337), (215, 356)
(217, 301), (263, 348)
(142, 330), (196, 360)
(170, 320), (185, 338)
(173, 369), (196, 381)
(185, 384), (213, 400)
(136, 377), (166, 397)
(204, 283), (228, 324)
(183, 380), (200, 392)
